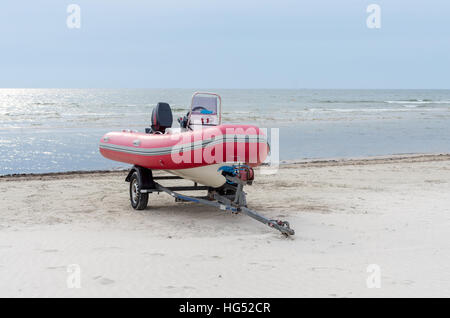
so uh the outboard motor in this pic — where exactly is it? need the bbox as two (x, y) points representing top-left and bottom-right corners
(148, 102), (173, 133)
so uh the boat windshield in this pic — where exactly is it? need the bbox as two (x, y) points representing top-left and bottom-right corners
(188, 92), (222, 127)
(191, 95), (218, 115)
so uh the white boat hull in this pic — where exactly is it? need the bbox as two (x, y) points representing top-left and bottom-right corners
(166, 163), (231, 188)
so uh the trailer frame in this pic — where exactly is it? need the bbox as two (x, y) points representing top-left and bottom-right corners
(125, 165), (295, 236)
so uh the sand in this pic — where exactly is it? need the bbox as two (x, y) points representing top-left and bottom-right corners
(1, 154), (449, 297)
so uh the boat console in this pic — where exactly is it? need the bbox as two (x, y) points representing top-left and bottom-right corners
(148, 92), (223, 134)
(187, 92), (222, 127)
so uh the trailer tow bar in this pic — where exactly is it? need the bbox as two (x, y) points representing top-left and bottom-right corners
(152, 183), (295, 236)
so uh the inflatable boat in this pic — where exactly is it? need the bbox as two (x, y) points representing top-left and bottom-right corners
(99, 92), (294, 236)
(99, 92), (269, 187)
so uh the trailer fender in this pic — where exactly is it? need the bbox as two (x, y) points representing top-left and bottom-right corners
(125, 166), (155, 189)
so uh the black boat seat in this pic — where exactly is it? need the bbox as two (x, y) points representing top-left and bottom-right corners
(149, 102), (173, 134)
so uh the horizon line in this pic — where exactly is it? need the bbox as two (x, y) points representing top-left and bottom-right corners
(1, 87), (449, 90)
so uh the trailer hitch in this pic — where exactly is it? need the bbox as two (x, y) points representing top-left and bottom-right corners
(240, 206), (295, 236)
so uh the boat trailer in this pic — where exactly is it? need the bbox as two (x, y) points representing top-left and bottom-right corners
(125, 165), (295, 236)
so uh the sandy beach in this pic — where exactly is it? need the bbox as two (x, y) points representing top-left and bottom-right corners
(1, 154), (449, 297)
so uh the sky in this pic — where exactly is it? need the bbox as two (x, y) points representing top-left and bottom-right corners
(0, 0), (448, 89)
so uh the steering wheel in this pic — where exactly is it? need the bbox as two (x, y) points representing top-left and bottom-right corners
(192, 106), (207, 112)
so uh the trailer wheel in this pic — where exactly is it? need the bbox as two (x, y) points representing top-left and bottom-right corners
(129, 171), (149, 210)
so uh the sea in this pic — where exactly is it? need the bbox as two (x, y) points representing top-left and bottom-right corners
(1, 88), (449, 175)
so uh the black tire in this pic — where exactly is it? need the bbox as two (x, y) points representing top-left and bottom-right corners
(129, 171), (149, 210)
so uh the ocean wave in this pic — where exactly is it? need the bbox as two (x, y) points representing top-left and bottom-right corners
(3, 111), (61, 118)
(283, 107), (448, 113)
(33, 102), (57, 106)
(318, 99), (450, 105)
(318, 100), (379, 103)
(385, 100), (450, 104)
